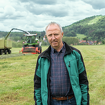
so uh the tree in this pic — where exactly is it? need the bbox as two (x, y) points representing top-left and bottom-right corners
(83, 37), (88, 41)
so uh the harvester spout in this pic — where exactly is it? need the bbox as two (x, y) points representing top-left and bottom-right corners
(4, 28), (30, 40)
(5, 28), (14, 40)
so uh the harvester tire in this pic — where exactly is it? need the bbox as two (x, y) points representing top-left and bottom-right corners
(8, 50), (11, 54)
(0, 50), (3, 55)
(38, 46), (42, 54)
(4, 50), (7, 54)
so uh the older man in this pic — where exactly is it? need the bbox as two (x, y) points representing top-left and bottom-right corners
(34, 22), (89, 105)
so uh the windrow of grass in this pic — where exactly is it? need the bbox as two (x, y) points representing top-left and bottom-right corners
(0, 45), (105, 105)
(74, 45), (105, 105)
(0, 54), (37, 105)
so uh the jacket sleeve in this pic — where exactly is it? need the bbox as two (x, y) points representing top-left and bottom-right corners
(34, 57), (42, 105)
(77, 51), (89, 105)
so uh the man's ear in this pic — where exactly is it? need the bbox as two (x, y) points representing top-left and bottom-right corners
(62, 32), (64, 37)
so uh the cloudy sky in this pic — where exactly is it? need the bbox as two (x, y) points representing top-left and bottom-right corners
(0, 0), (105, 32)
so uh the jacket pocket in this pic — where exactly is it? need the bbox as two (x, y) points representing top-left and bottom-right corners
(66, 59), (79, 77)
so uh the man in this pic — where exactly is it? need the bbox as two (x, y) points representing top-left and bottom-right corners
(34, 22), (89, 105)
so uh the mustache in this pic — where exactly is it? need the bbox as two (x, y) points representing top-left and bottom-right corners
(52, 41), (58, 43)
(52, 40), (58, 42)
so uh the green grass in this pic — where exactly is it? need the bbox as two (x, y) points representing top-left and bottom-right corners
(74, 45), (105, 105)
(88, 16), (102, 25)
(0, 45), (105, 105)
(76, 34), (86, 39)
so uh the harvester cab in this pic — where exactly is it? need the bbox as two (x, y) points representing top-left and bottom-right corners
(19, 33), (42, 54)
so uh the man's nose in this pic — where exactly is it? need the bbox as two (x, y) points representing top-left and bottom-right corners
(52, 35), (55, 40)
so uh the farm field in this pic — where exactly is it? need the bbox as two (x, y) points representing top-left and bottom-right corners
(0, 45), (105, 105)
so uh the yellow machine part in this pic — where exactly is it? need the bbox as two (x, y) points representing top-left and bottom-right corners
(0, 39), (12, 49)
(5, 40), (12, 49)
(0, 39), (4, 49)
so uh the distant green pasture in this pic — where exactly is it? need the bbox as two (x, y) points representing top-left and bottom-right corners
(0, 45), (105, 105)
(76, 34), (86, 39)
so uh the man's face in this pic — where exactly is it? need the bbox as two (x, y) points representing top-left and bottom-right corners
(46, 24), (63, 51)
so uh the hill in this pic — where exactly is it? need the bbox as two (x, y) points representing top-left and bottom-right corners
(63, 15), (105, 41)
(0, 15), (105, 42)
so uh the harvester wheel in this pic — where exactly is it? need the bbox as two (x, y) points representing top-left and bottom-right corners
(0, 50), (3, 55)
(4, 50), (7, 54)
(8, 50), (11, 54)
(38, 46), (42, 54)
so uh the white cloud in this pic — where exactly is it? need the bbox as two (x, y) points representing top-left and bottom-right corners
(0, 0), (105, 31)
(82, 0), (105, 9)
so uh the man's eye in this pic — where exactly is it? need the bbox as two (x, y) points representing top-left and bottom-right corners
(48, 34), (52, 37)
(54, 34), (58, 36)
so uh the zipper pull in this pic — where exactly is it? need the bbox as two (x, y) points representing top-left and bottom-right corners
(68, 61), (70, 67)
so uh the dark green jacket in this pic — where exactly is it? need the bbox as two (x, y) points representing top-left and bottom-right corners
(34, 42), (89, 105)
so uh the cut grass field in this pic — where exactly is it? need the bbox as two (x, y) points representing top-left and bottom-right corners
(0, 45), (105, 105)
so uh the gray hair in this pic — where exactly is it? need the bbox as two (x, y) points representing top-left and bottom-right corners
(45, 22), (63, 34)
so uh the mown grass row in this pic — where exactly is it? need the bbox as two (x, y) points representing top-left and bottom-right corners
(0, 45), (105, 105)
(76, 45), (105, 105)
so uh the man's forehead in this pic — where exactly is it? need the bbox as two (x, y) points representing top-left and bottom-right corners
(47, 24), (60, 31)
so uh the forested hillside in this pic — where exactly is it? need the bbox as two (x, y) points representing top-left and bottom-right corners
(63, 15), (105, 41)
(0, 15), (105, 42)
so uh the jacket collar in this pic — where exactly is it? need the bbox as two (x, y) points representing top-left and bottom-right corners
(64, 42), (73, 55)
(40, 42), (73, 59)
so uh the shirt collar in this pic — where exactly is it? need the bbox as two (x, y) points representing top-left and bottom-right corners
(51, 42), (65, 54)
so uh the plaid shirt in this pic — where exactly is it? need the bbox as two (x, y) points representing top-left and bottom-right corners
(50, 43), (73, 97)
